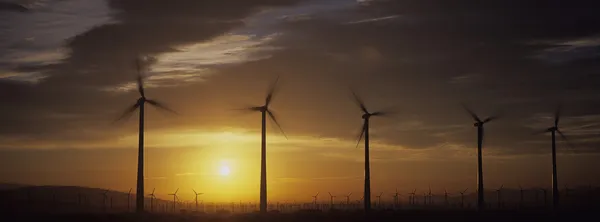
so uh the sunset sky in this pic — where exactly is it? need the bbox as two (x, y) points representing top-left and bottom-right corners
(1, 0), (600, 203)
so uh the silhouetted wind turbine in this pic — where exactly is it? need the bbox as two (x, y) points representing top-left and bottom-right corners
(352, 90), (389, 212)
(328, 192), (336, 209)
(116, 57), (177, 213)
(444, 189), (450, 206)
(518, 185), (524, 207)
(533, 105), (573, 209)
(462, 104), (499, 210)
(345, 192), (352, 205)
(392, 189), (400, 207)
(427, 186), (433, 205)
(495, 185), (503, 208)
(376, 192), (383, 208)
(540, 188), (548, 207)
(240, 77), (287, 213)
(169, 188), (179, 213)
(312, 192), (320, 207)
(408, 189), (417, 205)
(459, 188), (468, 208)
(149, 188), (156, 212)
(102, 190), (109, 212)
(193, 189), (203, 211)
(127, 188), (132, 212)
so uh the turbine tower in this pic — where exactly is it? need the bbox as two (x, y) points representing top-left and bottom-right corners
(534, 105), (573, 209)
(240, 77), (287, 213)
(116, 57), (177, 213)
(352, 90), (389, 212)
(462, 104), (499, 210)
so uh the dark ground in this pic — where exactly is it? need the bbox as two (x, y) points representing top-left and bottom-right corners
(1, 209), (599, 222)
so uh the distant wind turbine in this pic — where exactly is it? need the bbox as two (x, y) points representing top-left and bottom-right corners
(462, 104), (499, 210)
(352, 90), (391, 212)
(444, 189), (450, 206)
(459, 188), (468, 208)
(239, 76), (287, 213)
(116, 57), (177, 213)
(169, 188), (179, 213)
(408, 189), (417, 205)
(345, 192), (352, 205)
(127, 188), (132, 212)
(376, 192), (383, 208)
(533, 105), (573, 209)
(518, 185), (524, 207)
(312, 192), (320, 208)
(101, 190), (109, 212)
(149, 188), (156, 212)
(495, 185), (504, 208)
(392, 189), (400, 208)
(193, 189), (203, 211)
(328, 192), (336, 209)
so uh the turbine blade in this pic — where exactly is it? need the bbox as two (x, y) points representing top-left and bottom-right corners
(350, 89), (369, 114)
(355, 121), (367, 148)
(461, 104), (482, 122)
(267, 110), (288, 139)
(114, 102), (140, 122)
(265, 76), (280, 107)
(152, 188), (155, 194)
(370, 111), (387, 117)
(193, 189), (197, 195)
(554, 105), (562, 127)
(146, 99), (178, 114)
(483, 115), (500, 123)
(557, 129), (575, 149)
(175, 188), (179, 194)
(532, 128), (550, 135)
(136, 57), (146, 98)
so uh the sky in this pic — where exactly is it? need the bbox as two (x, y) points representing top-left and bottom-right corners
(1, 0), (600, 203)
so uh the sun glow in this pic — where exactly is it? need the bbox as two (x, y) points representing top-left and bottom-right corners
(219, 165), (231, 176)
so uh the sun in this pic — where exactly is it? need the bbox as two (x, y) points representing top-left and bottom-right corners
(219, 165), (231, 176)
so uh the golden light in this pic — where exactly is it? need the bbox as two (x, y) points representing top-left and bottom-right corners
(219, 165), (231, 176)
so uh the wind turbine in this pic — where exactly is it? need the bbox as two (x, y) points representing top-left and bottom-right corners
(495, 185), (503, 208)
(392, 189), (400, 208)
(408, 189), (417, 205)
(533, 105), (573, 208)
(127, 188), (132, 212)
(345, 192), (352, 205)
(116, 57), (177, 213)
(540, 188), (548, 207)
(239, 77), (287, 213)
(169, 188), (179, 213)
(427, 186), (433, 205)
(376, 192), (383, 208)
(148, 188), (156, 212)
(328, 192), (336, 209)
(459, 188), (468, 208)
(518, 185), (524, 207)
(101, 190), (109, 212)
(352, 90), (390, 212)
(193, 189), (203, 211)
(312, 192), (320, 208)
(462, 104), (499, 210)
(444, 189), (450, 206)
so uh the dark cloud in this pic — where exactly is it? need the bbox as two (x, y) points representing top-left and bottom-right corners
(2, 0), (600, 157)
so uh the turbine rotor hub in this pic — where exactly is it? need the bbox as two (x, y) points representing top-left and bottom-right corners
(362, 113), (371, 119)
(473, 122), (481, 127)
